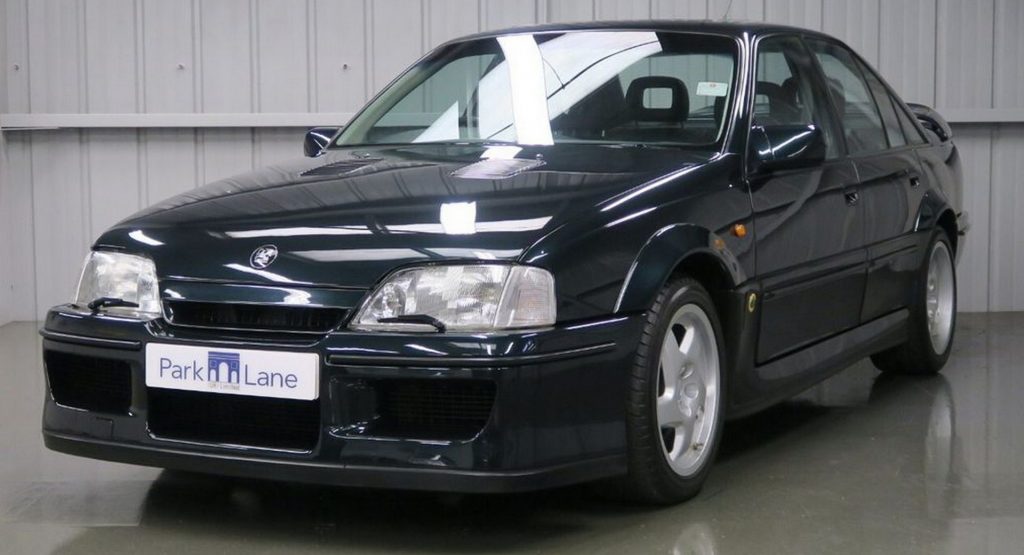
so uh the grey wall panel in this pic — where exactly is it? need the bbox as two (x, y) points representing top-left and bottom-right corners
(427, 0), (481, 45)
(708, 0), (763, 21)
(86, 129), (142, 237)
(822, 0), (880, 67)
(254, 128), (304, 167)
(993, 0), (1024, 109)
(594, 0), (650, 20)
(141, 0), (196, 113)
(369, 1), (424, 92)
(765, 0), (822, 29)
(952, 126), (993, 312)
(84, 0), (139, 113)
(936, 0), (994, 110)
(30, 132), (89, 316)
(651, 0), (706, 19)
(879, 0), (936, 106)
(1, 0), (1022, 319)
(480, 0), (539, 30)
(2, 133), (36, 322)
(313, 0), (368, 113)
(199, 0), (254, 113)
(256, 0), (312, 112)
(3, 0), (28, 113)
(547, 0), (593, 23)
(201, 129), (255, 183)
(987, 126), (1024, 311)
(27, 0), (84, 113)
(143, 128), (198, 204)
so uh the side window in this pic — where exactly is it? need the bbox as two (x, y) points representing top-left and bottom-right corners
(754, 36), (841, 158)
(891, 94), (929, 145)
(858, 60), (906, 148)
(806, 39), (888, 155)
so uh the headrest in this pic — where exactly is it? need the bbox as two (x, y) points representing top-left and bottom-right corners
(626, 76), (689, 122)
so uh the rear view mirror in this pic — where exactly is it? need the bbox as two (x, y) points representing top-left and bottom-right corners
(750, 124), (826, 173)
(304, 127), (341, 157)
(906, 103), (952, 143)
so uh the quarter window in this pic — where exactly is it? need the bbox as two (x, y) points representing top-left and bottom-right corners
(806, 40), (888, 155)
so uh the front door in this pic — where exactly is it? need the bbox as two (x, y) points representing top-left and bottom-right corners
(748, 36), (866, 364)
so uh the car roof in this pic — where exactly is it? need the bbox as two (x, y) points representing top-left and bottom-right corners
(449, 20), (837, 44)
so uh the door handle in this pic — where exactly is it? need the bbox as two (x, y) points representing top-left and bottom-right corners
(909, 175), (921, 188)
(844, 189), (860, 206)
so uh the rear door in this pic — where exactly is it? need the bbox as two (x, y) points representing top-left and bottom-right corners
(748, 35), (865, 363)
(805, 39), (928, 322)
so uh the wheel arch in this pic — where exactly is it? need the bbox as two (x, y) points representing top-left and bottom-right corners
(614, 224), (745, 316)
(937, 208), (959, 255)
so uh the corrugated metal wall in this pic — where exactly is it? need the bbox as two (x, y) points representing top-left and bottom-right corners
(1, 0), (1022, 322)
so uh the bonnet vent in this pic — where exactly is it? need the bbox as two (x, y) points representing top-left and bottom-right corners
(451, 158), (545, 179)
(301, 158), (382, 177)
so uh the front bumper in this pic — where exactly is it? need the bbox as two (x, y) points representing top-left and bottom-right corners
(40, 307), (643, 493)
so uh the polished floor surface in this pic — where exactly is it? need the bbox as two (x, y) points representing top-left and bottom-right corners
(2, 314), (1023, 554)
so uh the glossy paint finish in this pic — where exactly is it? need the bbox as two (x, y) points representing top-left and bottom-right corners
(9, 314), (1024, 553)
(40, 22), (963, 490)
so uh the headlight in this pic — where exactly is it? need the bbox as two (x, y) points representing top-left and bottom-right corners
(74, 251), (161, 318)
(352, 264), (556, 332)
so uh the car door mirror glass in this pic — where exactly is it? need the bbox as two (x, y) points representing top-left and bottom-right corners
(750, 124), (826, 172)
(304, 127), (341, 157)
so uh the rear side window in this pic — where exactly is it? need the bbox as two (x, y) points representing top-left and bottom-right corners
(806, 39), (888, 155)
(857, 60), (906, 148)
(891, 94), (929, 145)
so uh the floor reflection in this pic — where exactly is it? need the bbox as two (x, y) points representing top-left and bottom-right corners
(4, 313), (1024, 553)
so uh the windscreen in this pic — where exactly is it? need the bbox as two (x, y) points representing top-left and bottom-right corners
(335, 31), (738, 148)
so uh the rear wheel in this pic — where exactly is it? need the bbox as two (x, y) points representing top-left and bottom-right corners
(620, 277), (725, 504)
(871, 229), (956, 375)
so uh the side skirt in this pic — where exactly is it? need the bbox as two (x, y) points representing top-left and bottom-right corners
(726, 309), (908, 419)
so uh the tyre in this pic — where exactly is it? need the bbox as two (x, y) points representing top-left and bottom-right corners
(871, 229), (957, 375)
(620, 276), (726, 504)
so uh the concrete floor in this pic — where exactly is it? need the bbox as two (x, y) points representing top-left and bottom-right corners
(2, 314), (1023, 554)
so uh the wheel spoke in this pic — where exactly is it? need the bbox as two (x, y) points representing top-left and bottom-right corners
(653, 301), (720, 477)
(660, 334), (684, 379)
(657, 395), (682, 426)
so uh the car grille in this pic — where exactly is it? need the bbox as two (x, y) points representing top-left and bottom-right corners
(164, 301), (347, 334)
(44, 351), (132, 414)
(369, 379), (496, 440)
(148, 389), (320, 451)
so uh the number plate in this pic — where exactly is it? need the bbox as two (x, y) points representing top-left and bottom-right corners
(145, 343), (319, 400)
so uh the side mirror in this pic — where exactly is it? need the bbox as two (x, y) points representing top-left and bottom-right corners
(750, 124), (826, 173)
(304, 127), (340, 157)
(906, 103), (952, 143)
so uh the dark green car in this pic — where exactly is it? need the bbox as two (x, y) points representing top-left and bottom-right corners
(41, 21), (964, 504)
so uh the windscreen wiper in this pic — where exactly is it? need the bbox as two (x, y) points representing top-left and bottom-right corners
(376, 314), (447, 333)
(87, 297), (139, 314)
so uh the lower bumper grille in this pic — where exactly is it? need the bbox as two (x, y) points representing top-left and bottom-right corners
(370, 379), (496, 440)
(44, 351), (132, 414)
(148, 389), (320, 451)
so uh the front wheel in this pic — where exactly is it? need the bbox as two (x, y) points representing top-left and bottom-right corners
(871, 229), (957, 375)
(620, 277), (725, 504)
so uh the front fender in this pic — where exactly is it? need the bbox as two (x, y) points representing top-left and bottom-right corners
(614, 224), (746, 313)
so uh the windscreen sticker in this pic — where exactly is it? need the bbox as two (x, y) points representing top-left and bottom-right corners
(696, 81), (729, 97)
